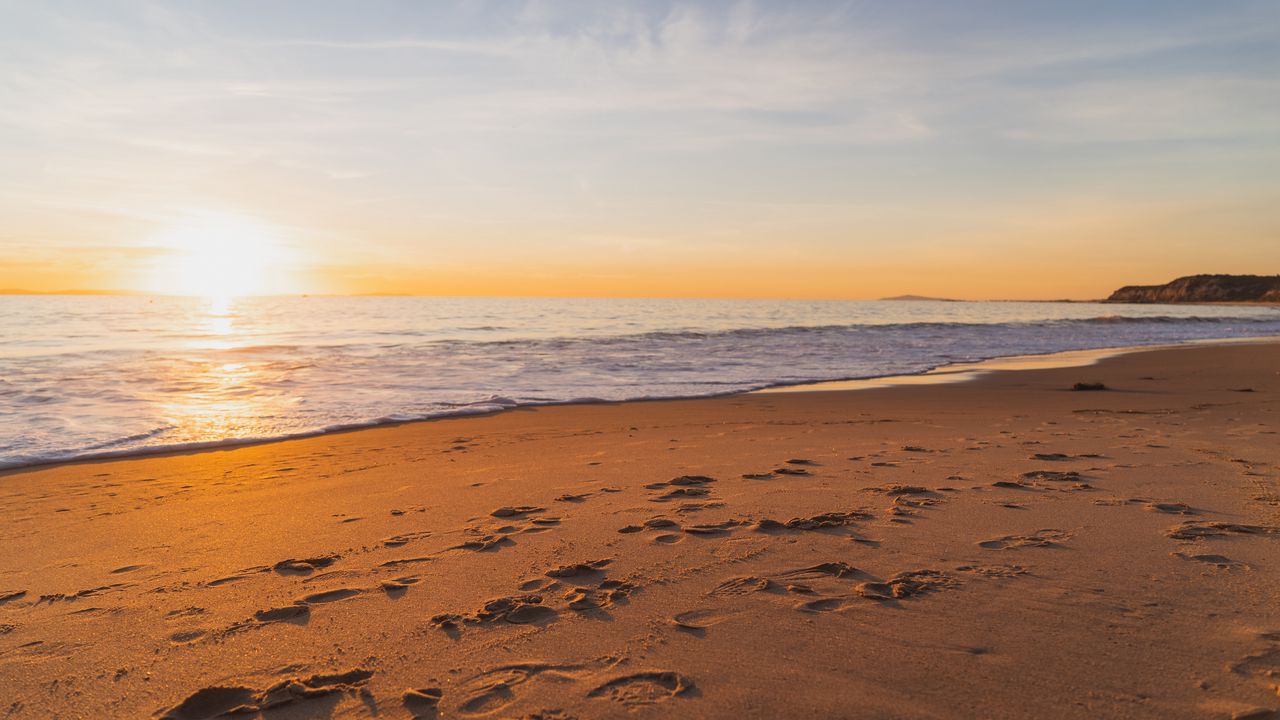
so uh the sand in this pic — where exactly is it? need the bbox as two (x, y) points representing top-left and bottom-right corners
(1, 342), (1279, 719)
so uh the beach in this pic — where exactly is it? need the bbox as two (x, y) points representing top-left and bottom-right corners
(2, 341), (1278, 719)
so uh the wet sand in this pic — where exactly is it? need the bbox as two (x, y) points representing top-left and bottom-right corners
(1, 342), (1278, 719)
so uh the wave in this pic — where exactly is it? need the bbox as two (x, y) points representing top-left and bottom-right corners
(7, 313), (1280, 363)
(0, 397), (583, 471)
(4, 294), (1280, 472)
(5, 336), (1279, 472)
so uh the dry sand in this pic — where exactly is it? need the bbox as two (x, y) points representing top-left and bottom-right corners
(2, 342), (1279, 719)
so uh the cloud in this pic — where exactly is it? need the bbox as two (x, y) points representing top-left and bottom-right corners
(1, 0), (1277, 296)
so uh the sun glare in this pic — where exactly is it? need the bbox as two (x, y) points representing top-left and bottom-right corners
(149, 211), (292, 300)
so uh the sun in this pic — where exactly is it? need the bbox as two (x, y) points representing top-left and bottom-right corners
(147, 211), (293, 300)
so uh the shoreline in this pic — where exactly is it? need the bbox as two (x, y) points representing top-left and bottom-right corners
(5, 335), (1279, 476)
(756, 334), (1280, 393)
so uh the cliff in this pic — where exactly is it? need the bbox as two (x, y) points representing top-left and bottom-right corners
(1107, 275), (1280, 303)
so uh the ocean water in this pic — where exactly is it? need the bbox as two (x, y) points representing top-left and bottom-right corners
(2, 295), (1278, 470)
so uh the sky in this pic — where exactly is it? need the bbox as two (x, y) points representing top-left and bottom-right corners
(1, 0), (1277, 300)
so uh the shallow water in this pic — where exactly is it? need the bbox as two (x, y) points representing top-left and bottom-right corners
(2, 295), (1278, 469)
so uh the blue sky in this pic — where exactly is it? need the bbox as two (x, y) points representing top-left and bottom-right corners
(2, 1), (1277, 297)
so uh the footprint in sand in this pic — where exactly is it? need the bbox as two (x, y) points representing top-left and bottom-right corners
(458, 661), (613, 715)
(160, 669), (373, 720)
(545, 559), (612, 579)
(455, 534), (516, 552)
(652, 487), (711, 502)
(160, 687), (259, 720)
(774, 562), (864, 581)
(1167, 521), (1280, 541)
(1146, 502), (1196, 515)
(37, 583), (131, 604)
(1031, 453), (1076, 461)
(708, 576), (775, 597)
(299, 588), (363, 604)
(383, 530), (432, 548)
(223, 603), (313, 636)
(303, 569), (364, 584)
(1229, 643), (1280, 701)
(168, 629), (208, 644)
(456, 516), (562, 551)
(955, 564), (1028, 578)
(273, 555), (340, 575)
(646, 517), (680, 529)
(671, 608), (738, 633)
(254, 605), (311, 623)
(619, 517), (687, 542)
(871, 484), (931, 496)
(856, 570), (958, 600)
(432, 594), (557, 630)
(774, 467), (813, 475)
(674, 500), (726, 513)
(1229, 708), (1280, 720)
(796, 597), (853, 613)
(381, 575), (421, 596)
(1022, 470), (1083, 482)
(586, 671), (695, 707)
(684, 519), (748, 536)
(646, 476), (716, 502)
(205, 574), (252, 588)
(705, 564), (868, 611)
(491, 506), (545, 518)
(403, 687), (443, 719)
(380, 556), (435, 568)
(755, 511), (874, 533)
(566, 579), (637, 611)
(1172, 552), (1247, 569)
(518, 577), (558, 592)
(978, 529), (1071, 550)
(165, 606), (207, 620)
(992, 480), (1037, 490)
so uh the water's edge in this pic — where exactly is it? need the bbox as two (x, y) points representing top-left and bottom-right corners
(755, 335), (1280, 393)
(6, 335), (1275, 476)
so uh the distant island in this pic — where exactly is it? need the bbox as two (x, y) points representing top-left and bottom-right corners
(880, 294), (959, 302)
(1107, 274), (1280, 304)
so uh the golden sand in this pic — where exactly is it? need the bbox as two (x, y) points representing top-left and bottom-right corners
(2, 343), (1278, 719)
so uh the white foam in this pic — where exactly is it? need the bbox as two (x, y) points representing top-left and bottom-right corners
(2, 295), (1278, 471)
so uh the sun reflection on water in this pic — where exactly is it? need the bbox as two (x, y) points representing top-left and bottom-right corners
(161, 361), (260, 437)
(190, 296), (238, 350)
(161, 296), (279, 440)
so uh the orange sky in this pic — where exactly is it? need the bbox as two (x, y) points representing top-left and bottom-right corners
(2, 2), (1277, 300)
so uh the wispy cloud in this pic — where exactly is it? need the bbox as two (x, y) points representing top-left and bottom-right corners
(1, 1), (1277, 296)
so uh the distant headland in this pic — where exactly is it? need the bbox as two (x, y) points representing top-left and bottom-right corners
(1107, 274), (1280, 304)
(880, 294), (959, 302)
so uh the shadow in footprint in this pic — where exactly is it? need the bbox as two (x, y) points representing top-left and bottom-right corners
(403, 687), (442, 719)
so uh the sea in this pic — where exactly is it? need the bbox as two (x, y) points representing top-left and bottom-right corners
(2, 295), (1278, 470)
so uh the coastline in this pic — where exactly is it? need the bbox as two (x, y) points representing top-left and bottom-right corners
(756, 334), (1280, 393)
(2, 341), (1279, 718)
(5, 335), (1279, 476)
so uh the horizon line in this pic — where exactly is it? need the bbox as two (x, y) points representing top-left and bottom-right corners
(0, 288), (1103, 303)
